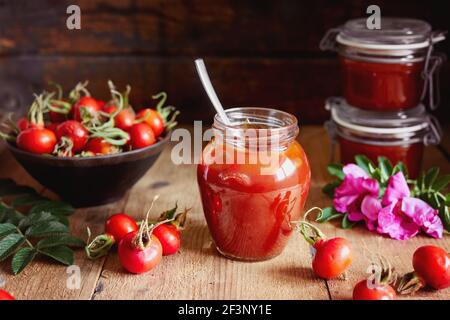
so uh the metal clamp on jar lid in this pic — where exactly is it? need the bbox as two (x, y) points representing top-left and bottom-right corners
(320, 17), (447, 109)
(325, 97), (442, 146)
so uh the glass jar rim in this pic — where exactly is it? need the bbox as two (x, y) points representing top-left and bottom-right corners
(325, 98), (442, 146)
(327, 97), (429, 132)
(340, 17), (432, 48)
(214, 107), (298, 133)
(320, 17), (446, 55)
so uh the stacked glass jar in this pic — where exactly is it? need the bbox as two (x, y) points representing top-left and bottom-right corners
(321, 17), (446, 178)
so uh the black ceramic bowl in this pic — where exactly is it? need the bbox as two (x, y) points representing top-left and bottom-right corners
(6, 133), (170, 207)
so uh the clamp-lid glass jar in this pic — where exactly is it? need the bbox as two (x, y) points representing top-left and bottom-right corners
(321, 18), (446, 111)
(197, 108), (311, 261)
(325, 98), (442, 178)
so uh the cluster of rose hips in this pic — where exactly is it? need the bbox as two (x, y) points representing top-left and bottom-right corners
(85, 199), (190, 274)
(296, 209), (450, 300)
(1, 81), (178, 157)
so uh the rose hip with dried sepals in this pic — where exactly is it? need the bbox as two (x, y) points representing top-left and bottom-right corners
(398, 245), (450, 294)
(353, 257), (397, 300)
(294, 208), (353, 280)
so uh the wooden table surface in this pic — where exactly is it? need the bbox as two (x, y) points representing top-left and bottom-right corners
(0, 125), (449, 300)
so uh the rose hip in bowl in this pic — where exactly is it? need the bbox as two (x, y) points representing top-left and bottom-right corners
(197, 108), (311, 261)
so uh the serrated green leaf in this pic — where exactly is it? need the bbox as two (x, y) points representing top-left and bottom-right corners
(11, 247), (36, 275)
(55, 215), (69, 226)
(37, 235), (85, 249)
(0, 233), (25, 261)
(0, 223), (17, 238)
(378, 157), (393, 182)
(0, 203), (24, 225)
(316, 207), (342, 223)
(19, 211), (57, 229)
(392, 162), (408, 178)
(341, 213), (357, 229)
(25, 221), (69, 237)
(424, 167), (440, 190)
(433, 175), (450, 192)
(355, 155), (373, 174)
(29, 201), (75, 216)
(39, 246), (74, 265)
(327, 164), (345, 180)
(0, 179), (36, 198)
(11, 194), (47, 207)
(322, 181), (341, 198)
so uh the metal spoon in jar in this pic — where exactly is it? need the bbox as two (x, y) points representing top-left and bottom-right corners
(194, 58), (232, 125)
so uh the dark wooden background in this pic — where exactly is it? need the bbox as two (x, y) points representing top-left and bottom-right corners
(0, 0), (449, 125)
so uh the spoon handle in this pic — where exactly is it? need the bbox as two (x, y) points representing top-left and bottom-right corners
(195, 59), (231, 125)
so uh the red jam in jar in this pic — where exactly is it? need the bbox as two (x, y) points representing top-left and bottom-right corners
(340, 57), (425, 110)
(338, 137), (424, 178)
(321, 17), (445, 111)
(197, 108), (311, 261)
(326, 98), (441, 179)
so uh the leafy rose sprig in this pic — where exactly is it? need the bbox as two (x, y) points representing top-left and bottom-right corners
(0, 179), (85, 274)
(320, 155), (450, 234)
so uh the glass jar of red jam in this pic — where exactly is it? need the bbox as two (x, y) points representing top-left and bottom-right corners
(197, 108), (311, 261)
(325, 98), (442, 179)
(321, 18), (446, 111)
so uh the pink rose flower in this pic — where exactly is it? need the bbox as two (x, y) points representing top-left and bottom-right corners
(382, 171), (410, 206)
(377, 200), (420, 240)
(334, 164), (379, 229)
(377, 172), (443, 240)
(401, 197), (443, 239)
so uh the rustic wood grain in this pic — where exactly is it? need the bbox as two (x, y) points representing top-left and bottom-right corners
(0, 56), (341, 124)
(0, 0), (449, 125)
(0, 0), (448, 56)
(0, 126), (449, 300)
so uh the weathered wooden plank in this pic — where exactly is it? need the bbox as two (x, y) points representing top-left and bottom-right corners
(0, 56), (342, 124)
(1, 0), (447, 56)
(1, 55), (449, 125)
(1, 125), (449, 299)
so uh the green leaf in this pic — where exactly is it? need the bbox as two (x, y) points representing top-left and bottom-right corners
(316, 207), (342, 223)
(0, 223), (17, 238)
(0, 233), (25, 261)
(341, 213), (357, 229)
(39, 246), (74, 265)
(0, 203), (24, 225)
(322, 181), (341, 198)
(0, 179), (36, 198)
(392, 162), (408, 178)
(29, 201), (75, 216)
(417, 172), (425, 192)
(446, 194), (450, 206)
(11, 194), (46, 207)
(433, 175), (450, 192)
(37, 235), (85, 249)
(439, 206), (450, 233)
(19, 211), (58, 229)
(11, 247), (37, 275)
(424, 167), (440, 190)
(327, 164), (345, 180)
(355, 155), (373, 174)
(25, 221), (69, 237)
(55, 215), (70, 226)
(378, 157), (393, 182)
